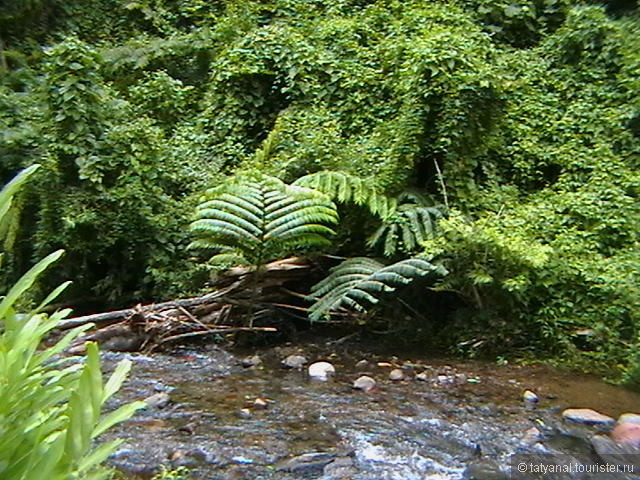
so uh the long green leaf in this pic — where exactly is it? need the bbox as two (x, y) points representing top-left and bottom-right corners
(0, 249), (64, 318)
(93, 401), (145, 438)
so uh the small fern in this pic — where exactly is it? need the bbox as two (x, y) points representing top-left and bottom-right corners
(189, 174), (338, 266)
(293, 171), (397, 218)
(308, 256), (447, 321)
(368, 191), (443, 257)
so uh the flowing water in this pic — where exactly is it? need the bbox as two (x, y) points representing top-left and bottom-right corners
(100, 341), (640, 479)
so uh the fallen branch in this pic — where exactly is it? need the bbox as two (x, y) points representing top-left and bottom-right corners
(59, 256), (315, 352)
(156, 326), (278, 347)
(57, 280), (244, 330)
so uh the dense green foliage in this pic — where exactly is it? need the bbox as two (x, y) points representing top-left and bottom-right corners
(0, 166), (143, 480)
(1, 0), (638, 379)
(189, 172), (447, 321)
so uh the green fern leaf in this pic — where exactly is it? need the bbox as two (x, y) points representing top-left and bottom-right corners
(293, 171), (397, 219)
(308, 256), (447, 321)
(368, 191), (444, 257)
(190, 174), (338, 266)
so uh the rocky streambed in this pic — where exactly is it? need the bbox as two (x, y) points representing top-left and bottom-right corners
(99, 341), (640, 479)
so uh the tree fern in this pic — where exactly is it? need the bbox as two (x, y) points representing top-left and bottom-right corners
(189, 174), (338, 267)
(368, 191), (443, 257)
(308, 256), (447, 321)
(293, 171), (397, 218)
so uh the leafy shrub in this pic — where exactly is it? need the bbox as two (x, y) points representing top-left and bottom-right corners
(0, 166), (144, 480)
(1, 0), (639, 379)
(293, 170), (396, 219)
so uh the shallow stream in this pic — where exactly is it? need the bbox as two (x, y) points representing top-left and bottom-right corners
(100, 341), (640, 479)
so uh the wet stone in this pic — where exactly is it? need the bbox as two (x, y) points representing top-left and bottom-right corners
(308, 361), (335, 380)
(276, 452), (337, 473)
(415, 371), (429, 381)
(389, 369), (405, 381)
(253, 397), (269, 409)
(591, 435), (640, 468)
(618, 413), (640, 424)
(323, 456), (357, 479)
(236, 408), (252, 419)
(355, 359), (369, 370)
(463, 459), (508, 480)
(143, 392), (171, 409)
(520, 426), (543, 446)
(102, 335), (143, 352)
(241, 355), (262, 368)
(282, 354), (308, 369)
(523, 390), (539, 403)
(177, 421), (198, 435)
(169, 450), (200, 468)
(353, 375), (376, 392)
(111, 461), (160, 479)
(562, 408), (615, 426)
(611, 422), (640, 446)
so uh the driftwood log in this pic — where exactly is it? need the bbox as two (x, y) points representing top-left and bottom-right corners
(62, 257), (314, 353)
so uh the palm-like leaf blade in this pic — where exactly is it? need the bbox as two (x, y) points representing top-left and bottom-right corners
(190, 174), (338, 265)
(309, 257), (447, 321)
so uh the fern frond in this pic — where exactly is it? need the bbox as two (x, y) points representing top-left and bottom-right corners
(208, 253), (250, 267)
(190, 174), (338, 266)
(308, 256), (447, 321)
(187, 239), (233, 252)
(293, 171), (397, 218)
(368, 192), (444, 257)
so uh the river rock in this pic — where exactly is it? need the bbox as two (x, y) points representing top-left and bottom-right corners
(253, 397), (269, 409)
(355, 359), (369, 370)
(323, 455), (356, 478)
(102, 335), (143, 352)
(168, 450), (200, 468)
(618, 413), (640, 424)
(282, 354), (308, 369)
(523, 390), (539, 403)
(463, 459), (507, 480)
(611, 422), (640, 446)
(241, 355), (262, 368)
(308, 361), (335, 380)
(591, 435), (640, 469)
(236, 408), (252, 419)
(143, 392), (171, 409)
(415, 372), (429, 381)
(520, 426), (543, 446)
(437, 374), (455, 385)
(389, 369), (405, 381)
(353, 375), (376, 391)
(562, 408), (615, 426)
(276, 452), (337, 473)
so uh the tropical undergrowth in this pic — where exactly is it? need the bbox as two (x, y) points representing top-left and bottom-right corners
(0, 166), (144, 480)
(0, 0), (638, 381)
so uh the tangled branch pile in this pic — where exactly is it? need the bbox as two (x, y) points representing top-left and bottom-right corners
(63, 257), (312, 353)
